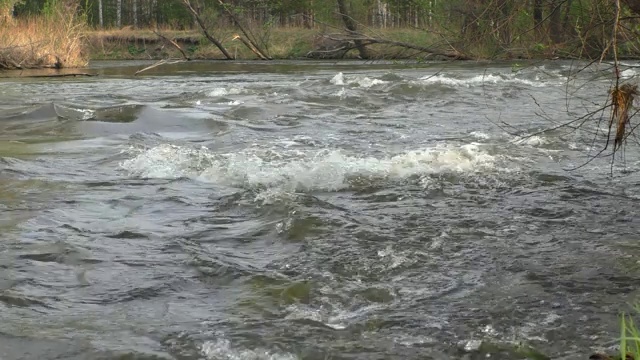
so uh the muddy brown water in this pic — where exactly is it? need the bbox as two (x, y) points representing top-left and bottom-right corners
(1, 60), (639, 360)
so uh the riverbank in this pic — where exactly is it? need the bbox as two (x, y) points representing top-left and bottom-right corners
(85, 27), (565, 61)
(85, 27), (446, 61)
(0, 24), (623, 69)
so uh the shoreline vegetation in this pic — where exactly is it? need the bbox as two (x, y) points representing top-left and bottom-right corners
(3, 0), (640, 70)
(0, 4), (87, 69)
(85, 27), (471, 62)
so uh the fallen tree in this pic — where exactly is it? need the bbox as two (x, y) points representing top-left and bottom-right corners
(307, 32), (471, 60)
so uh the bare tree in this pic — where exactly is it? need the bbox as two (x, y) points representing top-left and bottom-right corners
(216, 0), (271, 60)
(181, 0), (233, 60)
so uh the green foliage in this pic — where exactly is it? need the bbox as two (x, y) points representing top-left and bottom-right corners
(620, 308), (640, 360)
(42, 0), (56, 16)
(0, 0), (24, 8)
(127, 45), (144, 56)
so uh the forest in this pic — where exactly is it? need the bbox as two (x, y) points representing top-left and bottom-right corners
(0, 0), (640, 63)
(3, 0), (640, 61)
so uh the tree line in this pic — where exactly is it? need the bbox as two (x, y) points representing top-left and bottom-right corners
(3, 0), (640, 59)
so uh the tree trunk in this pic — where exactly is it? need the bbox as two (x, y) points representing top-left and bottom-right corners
(336, 0), (369, 59)
(151, 0), (157, 26)
(181, 0), (234, 60)
(562, 0), (573, 35)
(533, 0), (543, 25)
(98, 0), (103, 28)
(496, 0), (511, 46)
(216, 0), (271, 60)
(133, 0), (137, 29)
(548, 0), (563, 43)
(116, 0), (122, 28)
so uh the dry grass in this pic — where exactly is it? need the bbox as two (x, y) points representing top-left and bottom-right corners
(86, 27), (200, 42)
(0, 8), (88, 69)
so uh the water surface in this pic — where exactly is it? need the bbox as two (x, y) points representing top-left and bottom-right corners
(1, 60), (639, 360)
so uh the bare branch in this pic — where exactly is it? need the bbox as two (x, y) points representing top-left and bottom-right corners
(181, 0), (233, 60)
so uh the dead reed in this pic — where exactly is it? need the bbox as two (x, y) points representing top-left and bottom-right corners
(0, 6), (88, 70)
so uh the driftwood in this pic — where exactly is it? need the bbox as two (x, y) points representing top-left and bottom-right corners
(301, 14), (471, 60)
(19, 72), (97, 77)
(308, 33), (471, 60)
(307, 46), (350, 59)
(133, 30), (192, 75)
(134, 59), (186, 76)
(181, 0), (233, 60)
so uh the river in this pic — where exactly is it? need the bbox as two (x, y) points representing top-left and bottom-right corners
(0, 60), (639, 360)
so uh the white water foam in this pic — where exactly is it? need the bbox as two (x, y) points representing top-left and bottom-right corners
(420, 73), (543, 87)
(512, 135), (549, 147)
(330, 72), (345, 85)
(330, 72), (388, 88)
(620, 68), (637, 79)
(201, 338), (297, 360)
(208, 87), (244, 97)
(120, 143), (497, 193)
(284, 302), (385, 331)
(470, 131), (491, 140)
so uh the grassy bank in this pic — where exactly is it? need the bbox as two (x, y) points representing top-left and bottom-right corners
(86, 27), (452, 61)
(0, 9), (88, 69)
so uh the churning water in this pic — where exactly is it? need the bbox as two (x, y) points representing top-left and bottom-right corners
(1, 60), (640, 360)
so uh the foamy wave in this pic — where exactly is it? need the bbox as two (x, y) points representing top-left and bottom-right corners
(201, 338), (297, 360)
(120, 144), (215, 179)
(284, 305), (347, 330)
(330, 72), (388, 88)
(620, 69), (636, 79)
(284, 302), (385, 331)
(470, 131), (491, 140)
(420, 73), (543, 87)
(208, 87), (244, 97)
(120, 143), (496, 192)
(512, 135), (548, 147)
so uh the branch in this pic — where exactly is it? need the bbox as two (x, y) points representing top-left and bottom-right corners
(181, 0), (233, 60)
(217, 0), (271, 60)
(153, 30), (190, 61)
(134, 59), (186, 76)
(324, 34), (472, 60)
(232, 35), (269, 60)
(7, 72), (97, 78)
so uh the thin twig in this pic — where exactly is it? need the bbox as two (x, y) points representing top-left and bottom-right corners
(134, 59), (185, 76)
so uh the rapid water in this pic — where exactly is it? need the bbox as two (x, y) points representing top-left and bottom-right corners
(1, 60), (639, 360)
